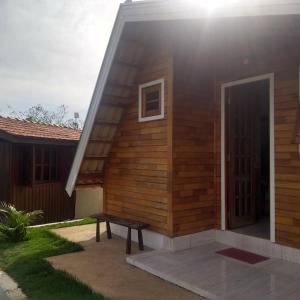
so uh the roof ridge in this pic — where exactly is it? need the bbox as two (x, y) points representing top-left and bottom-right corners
(0, 114), (81, 131)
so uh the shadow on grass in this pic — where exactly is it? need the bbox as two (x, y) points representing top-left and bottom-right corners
(0, 219), (106, 300)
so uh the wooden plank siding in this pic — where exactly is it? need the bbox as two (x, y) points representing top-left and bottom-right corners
(13, 182), (75, 223)
(9, 144), (76, 224)
(274, 68), (300, 248)
(104, 42), (173, 235)
(212, 20), (300, 248)
(172, 88), (216, 236)
(101, 17), (300, 248)
(182, 29), (300, 245)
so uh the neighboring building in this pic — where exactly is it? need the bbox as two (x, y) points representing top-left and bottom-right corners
(67, 0), (300, 260)
(0, 116), (81, 223)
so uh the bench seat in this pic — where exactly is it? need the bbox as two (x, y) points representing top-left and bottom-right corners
(91, 213), (149, 254)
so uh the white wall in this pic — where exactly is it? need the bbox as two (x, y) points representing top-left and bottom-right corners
(75, 187), (103, 218)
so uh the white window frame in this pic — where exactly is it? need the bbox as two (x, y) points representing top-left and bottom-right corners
(138, 78), (165, 122)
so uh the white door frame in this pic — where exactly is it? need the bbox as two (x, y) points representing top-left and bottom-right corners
(221, 73), (275, 242)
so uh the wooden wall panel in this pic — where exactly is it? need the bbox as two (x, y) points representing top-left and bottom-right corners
(171, 17), (300, 245)
(172, 87), (215, 236)
(171, 39), (217, 236)
(11, 145), (76, 224)
(13, 182), (75, 223)
(274, 68), (300, 248)
(102, 17), (300, 248)
(104, 43), (173, 235)
(212, 25), (300, 248)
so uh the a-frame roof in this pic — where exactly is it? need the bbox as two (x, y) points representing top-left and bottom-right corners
(66, 0), (300, 195)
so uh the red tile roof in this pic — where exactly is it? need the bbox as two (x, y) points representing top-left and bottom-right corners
(0, 116), (81, 141)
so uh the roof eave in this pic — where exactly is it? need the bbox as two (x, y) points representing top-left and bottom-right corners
(0, 130), (79, 145)
(65, 4), (127, 196)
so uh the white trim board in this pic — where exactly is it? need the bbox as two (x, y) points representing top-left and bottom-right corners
(65, 0), (299, 195)
(110, 224), (215, 251)
(220, 73), (275, 243)
(119, 226), (300, 265)
(65, 7), (125, 196)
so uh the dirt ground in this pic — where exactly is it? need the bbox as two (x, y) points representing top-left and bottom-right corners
(48, 224), (205, 300)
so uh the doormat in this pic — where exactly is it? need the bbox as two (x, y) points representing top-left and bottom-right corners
(216, 247), (269, 264)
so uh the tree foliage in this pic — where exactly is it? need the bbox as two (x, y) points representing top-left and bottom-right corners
(8, 104), (82, 129)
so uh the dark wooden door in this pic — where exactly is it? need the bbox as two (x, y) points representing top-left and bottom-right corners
(226, 82), (260, 229)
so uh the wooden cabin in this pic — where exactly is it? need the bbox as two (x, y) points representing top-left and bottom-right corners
(0, 116), (80, 223)
(66, 0), (300, 257)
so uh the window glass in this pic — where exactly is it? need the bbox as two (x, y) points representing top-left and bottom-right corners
(44, 149), (50, 164)
(141, 83), (162, 118)
(51, 151), (57, 164)
(146, 90), (159, 101)
(20, 145), (33, 186)
(35, 148), (41, 164)
(50, 166), (57, 181)
(146, 101), (159, 111)
(34, 146), (59, 183)
(35, 166), (41, 181)
(44, 166), (49, 181)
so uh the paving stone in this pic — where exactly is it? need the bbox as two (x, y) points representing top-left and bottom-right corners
(0, 269), (27, 300)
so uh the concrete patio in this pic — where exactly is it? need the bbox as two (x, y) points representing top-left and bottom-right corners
(48, 224), (203, 300)
(128, 242), (300, 299)
(48, 223), (300, 300)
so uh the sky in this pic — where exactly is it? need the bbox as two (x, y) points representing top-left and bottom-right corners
(0, 0), (123, 121)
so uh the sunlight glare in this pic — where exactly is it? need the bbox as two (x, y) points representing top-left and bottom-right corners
(186, 0), (240, 12)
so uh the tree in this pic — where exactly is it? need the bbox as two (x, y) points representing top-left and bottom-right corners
(8, 104), (83, 129)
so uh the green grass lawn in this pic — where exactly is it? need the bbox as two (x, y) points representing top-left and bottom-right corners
(0, 218), (106, 300)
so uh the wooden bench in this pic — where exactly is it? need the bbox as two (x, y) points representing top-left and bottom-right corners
(91, 213), (149, 254)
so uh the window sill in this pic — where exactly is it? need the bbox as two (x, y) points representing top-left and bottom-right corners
(138, 114), (165, 122)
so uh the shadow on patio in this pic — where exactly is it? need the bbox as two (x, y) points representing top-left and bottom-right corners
(47, 224), (204, 300)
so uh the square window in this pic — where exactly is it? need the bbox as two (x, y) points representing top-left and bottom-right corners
(139, 78), (164, 122)
(33, 146), (59, 183)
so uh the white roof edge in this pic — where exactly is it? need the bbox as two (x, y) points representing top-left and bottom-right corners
(66, 0), (300, 196)
(120, 0), (300, 20)
(65, 4), (126, 196)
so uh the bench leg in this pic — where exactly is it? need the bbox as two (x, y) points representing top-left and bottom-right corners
(138, 229), (144, 251)
(106, 221), (112, 239)
(96, 220), (100, 242)
(126, 228), (131, 254)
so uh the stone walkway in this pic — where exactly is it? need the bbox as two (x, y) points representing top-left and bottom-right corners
(128, 242), (300, 300)
(48, 224), (204, 300)
(0, 269), (26, 300)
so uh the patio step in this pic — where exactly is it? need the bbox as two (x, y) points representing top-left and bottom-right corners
(216, 230), (300, 264)
(127, 242), (300, 299)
